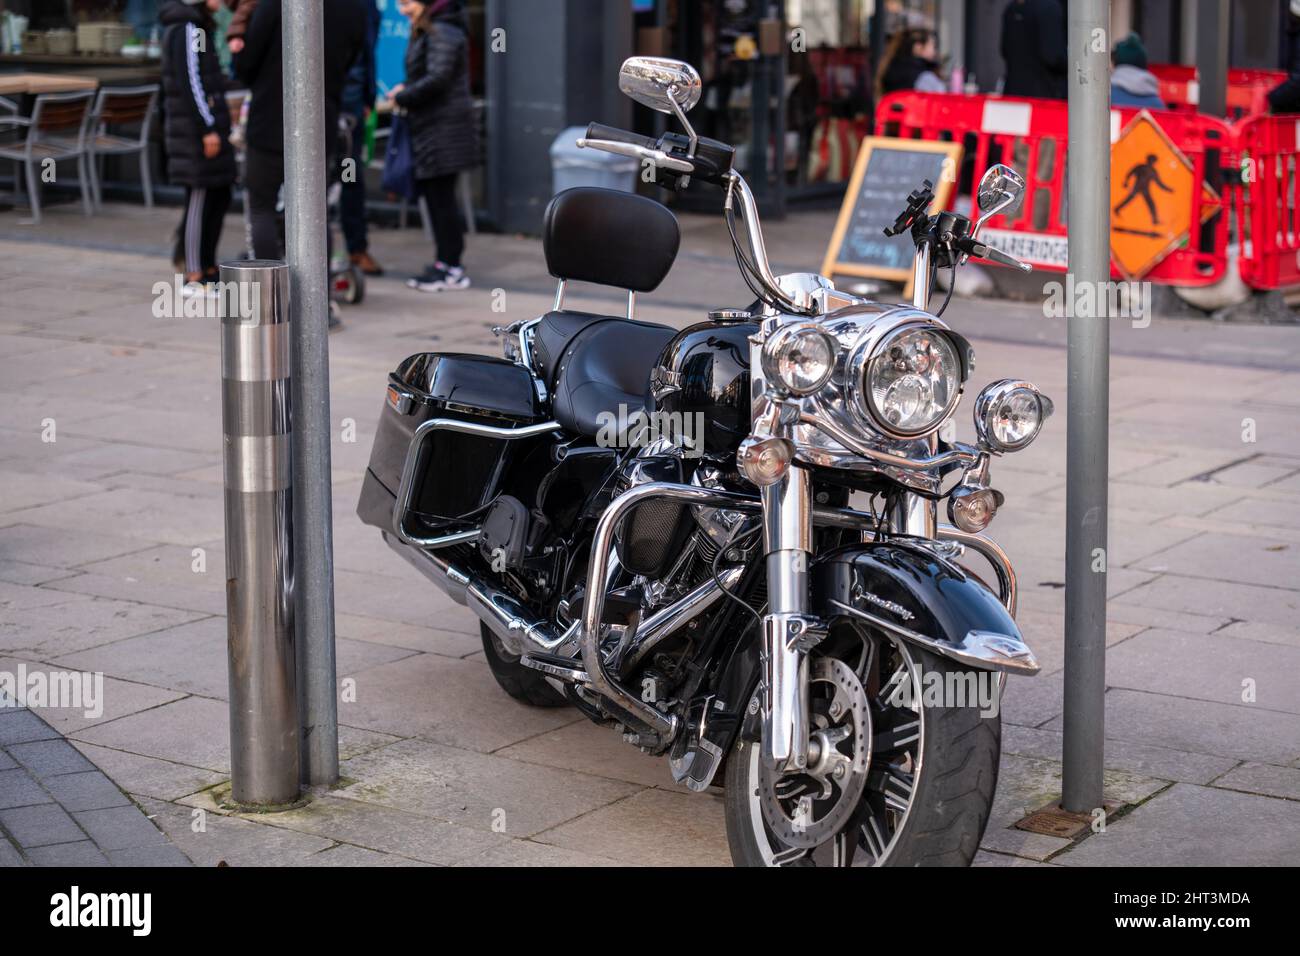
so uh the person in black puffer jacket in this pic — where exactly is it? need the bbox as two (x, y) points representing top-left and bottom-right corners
(392, 0), (479, 292)
(160, 0), (235, 290)
(233, 0), (367, 261)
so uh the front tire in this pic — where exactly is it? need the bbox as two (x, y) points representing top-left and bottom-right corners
(479, 622), (568, 708)
(724, 639), (1000, 867)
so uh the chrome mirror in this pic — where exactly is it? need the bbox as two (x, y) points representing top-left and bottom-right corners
(976, 164), (1026, 217)
(618, 57), (702, 115)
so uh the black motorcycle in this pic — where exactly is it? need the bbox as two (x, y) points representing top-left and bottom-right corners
(358, 57), (1050, 866)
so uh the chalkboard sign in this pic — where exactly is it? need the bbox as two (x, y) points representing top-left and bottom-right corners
(821, 137), (964, 283)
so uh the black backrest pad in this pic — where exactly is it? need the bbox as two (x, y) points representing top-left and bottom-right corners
(542, 187), (680, 292)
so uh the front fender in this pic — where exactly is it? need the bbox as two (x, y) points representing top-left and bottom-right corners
(810, 541), (1040, 675)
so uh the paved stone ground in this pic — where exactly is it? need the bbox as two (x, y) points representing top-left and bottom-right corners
(1, 200), (1298, 866)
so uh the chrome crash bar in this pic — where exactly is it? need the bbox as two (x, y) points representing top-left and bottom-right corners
(580, 481), (878, 740)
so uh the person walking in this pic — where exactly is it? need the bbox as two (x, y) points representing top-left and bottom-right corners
(341, 0), (384, 276)
(1109, 33), (1166, 110)
(161, 0), (236, 294)
(233, 0), (367, 261)
(392, 0), (478, 293)
(1000, 0), (1067, 100)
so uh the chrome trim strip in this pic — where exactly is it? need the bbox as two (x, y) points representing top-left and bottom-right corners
(829, 599), (1039, 675)
(221, 321), (291, 382)
(223, 433), (291, 493)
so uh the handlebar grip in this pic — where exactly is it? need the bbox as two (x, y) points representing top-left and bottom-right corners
(584, 123), (658, 151)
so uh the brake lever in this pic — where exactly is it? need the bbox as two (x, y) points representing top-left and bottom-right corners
(575, 137), (695, 174)
(955, 237), (1033, 274)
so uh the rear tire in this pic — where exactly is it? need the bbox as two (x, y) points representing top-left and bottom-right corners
(479, 622), (568, 707)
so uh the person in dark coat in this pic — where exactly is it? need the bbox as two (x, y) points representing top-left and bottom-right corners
(392, 0), (479, 292)
(160, 0), (235, 291)
(233, 0), (367, 260)
(1000, 0), (1067, 100)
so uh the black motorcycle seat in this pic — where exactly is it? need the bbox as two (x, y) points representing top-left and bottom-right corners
(533, 310), (610, 387)
(549, 316), (677, 438)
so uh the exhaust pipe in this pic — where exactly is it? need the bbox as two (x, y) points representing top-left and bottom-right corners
(384, 533), (735, 676)
(385, 532), (577, 654)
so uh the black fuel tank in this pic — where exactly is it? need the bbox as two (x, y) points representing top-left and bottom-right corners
(653, 319), (756, 459)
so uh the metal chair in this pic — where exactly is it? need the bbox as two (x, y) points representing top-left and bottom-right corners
(86, 84), (159, 209)
(0, 89), (95, 224)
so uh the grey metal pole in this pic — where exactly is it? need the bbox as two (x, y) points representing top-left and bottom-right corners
(1062, 0), (1111, 814)
(220, 260), (300, 807)
(1195, 0), (1229, 118)
(282, 1), (339, 787)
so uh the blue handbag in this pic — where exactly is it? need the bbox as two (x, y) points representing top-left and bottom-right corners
(381, 113), (418, 201)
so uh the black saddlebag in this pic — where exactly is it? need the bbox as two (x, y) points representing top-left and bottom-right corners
(357, 352), (546, 536)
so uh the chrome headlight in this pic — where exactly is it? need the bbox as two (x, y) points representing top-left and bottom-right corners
(858, 324), (962, 438)
(761, 323), (837, 396)
(974, 380), (1054, 452)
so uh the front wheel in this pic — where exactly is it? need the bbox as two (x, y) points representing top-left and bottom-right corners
(724, 632), (1000, 867)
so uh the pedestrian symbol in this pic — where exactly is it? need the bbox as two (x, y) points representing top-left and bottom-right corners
(1114, 154), (1173, 228)
(1109, 110), (1219, 280)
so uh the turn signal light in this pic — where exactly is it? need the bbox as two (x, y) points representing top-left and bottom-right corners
(737, 436), (794, 487)
(948, 486), (1003, 533)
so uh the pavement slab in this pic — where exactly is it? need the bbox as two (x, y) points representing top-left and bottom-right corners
(1003, 724), (1239, 786)
(1055, 784), (1300, 866)
(335, 737), (642, 839)
(1045, 689), (1300, 766)
(535, 788), (730, 866)
(0, 594), (206, 657)
(69, 742), (225, 802)
(1212, 762), (1300, 801)
(1102, 628), (1300, 715)
(336, 651), (582, 753)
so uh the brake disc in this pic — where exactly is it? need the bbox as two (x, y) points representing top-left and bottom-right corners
(758, 656), (872, 850)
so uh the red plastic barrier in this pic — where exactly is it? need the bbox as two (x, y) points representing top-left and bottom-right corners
(874, 91), (1233, 286)
(1150, 64), (1286, 120)
(1234, 113), (1300, 289)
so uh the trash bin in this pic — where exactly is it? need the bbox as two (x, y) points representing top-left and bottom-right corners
(550, 125), (638, 195)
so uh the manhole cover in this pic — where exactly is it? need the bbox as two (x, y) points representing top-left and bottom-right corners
(1014, 800), (1122, 839)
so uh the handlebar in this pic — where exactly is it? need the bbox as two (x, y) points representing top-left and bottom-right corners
(584, 123), (658, 151)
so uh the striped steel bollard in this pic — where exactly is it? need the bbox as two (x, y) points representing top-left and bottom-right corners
(219, 260), (300, 806)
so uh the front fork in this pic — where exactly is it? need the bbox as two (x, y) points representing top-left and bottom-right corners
(760, 465), (813, 771)
(760, 464), (935, 772)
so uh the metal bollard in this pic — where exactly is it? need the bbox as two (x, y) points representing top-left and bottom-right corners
(219, 260), (300, 806)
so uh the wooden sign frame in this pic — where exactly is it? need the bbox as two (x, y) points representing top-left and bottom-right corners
(821, 136), (965, 283)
